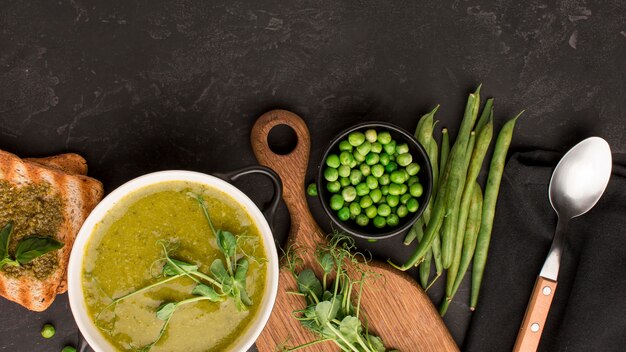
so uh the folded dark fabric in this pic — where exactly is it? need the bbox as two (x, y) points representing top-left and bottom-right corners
(464, 151), (626, 352)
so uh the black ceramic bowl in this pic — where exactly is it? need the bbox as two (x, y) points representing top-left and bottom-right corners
(317, 122), (433, 240)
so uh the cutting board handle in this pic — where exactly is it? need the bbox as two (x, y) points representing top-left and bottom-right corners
(250, 110), (325, 248)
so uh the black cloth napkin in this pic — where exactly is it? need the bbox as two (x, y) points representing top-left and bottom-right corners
(464, 151), (626, 352)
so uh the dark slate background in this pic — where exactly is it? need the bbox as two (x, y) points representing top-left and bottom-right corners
(0, 0), (624, 351)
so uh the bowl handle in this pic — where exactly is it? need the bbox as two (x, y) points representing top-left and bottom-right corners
(213, 166), (283, 232)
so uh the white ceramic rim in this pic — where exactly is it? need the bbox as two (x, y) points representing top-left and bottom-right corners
(67, 170), (279, 352)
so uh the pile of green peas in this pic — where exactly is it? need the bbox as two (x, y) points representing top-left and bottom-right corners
(323, 129), (424, 229)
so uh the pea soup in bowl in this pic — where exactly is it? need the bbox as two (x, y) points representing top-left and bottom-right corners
(68, 169), (281, 352)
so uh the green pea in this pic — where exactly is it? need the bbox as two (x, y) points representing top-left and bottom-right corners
(330, 194), (344, 210)
(385, 162), (398, 173)
(396, 143), (409, 154)
(397, 153), (413, 167)
(371, 164), (384, 178)
(397, 205), (409, 218)
(324, 167), (338, 181)
(410, 183), (423, 197)
(381, 185), (389, 195)
(408, 175), (419, 185)
(356, 141), (372, 156)
(359, 164), (371, 176)
(326, 181), (341, 193)
(407, 198), (419, 212)
(360, 195), (373, 208)
(371, 142), (383, 153)
(365, 205), (378, 218)
(356, 183), (370, 196)
(387, 194), (400, 207)
(349, 202), (362, 216)
(378, 131), (392, 144)
(399, 184), (408, 195)
(386, 214), (400, 227)
(62, 347), (77, 352)
(389, 170), (405, 184)
(337, 206), (350, 221)
(377, 204), (392, 217)
(348, 131), (366, 146)
(338, 165), (351, 178)
(342, 186), (357, 202)
(349, 169), (363, 185)
(307, 183), (318, 196)
(365, 152), (380, 165)
(339, 140), (353, 152)
(366, 175), (378, 190)
(383, 140), (397, 155)
(340, 151), (353, 166)
(373, 216), (386, 228)
(41, 324), (55, 339)
(340, 177), (351, 187)
(370, 188), (382, 203)
(388, 183), (402, 195)
(406, 163), (420, 176)
(349, 159), (358, 168)
(400, 193), (412, 204)
(326, 154), (340, 168)
(353, 150), (366, 162)
(379, 153), (390, 166)
(355, 214), (369, 226)
(364, 129), (378, 143)
(378, 173), (390, 185)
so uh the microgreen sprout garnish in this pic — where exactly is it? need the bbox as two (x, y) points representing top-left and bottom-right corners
(281, 232), (397, 352)
(0, 221), (64, 269)
(96, 193), (255, 351)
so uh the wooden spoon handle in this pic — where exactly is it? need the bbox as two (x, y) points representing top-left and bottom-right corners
(250, 110), (325, 248)
(513, 276), (558, 352)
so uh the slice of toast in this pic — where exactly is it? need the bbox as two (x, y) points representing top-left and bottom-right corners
(26, 153), (88, 176)
(0, 149), (103, 311)
(27, 153), (90, 294)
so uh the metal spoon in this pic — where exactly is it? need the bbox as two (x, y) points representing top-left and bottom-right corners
(513, 137), (612, 352)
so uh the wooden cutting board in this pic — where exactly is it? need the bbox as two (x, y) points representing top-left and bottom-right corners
(251, 109), (458, 352)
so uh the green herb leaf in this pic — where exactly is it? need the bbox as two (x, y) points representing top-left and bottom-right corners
(339, 316), (362, 343)
(191, 284), (222, 302)
(297, 269), (323, 299)
(0, 222), (13, 261)
(315, 300), (339, 326)
(234, 258), (252, 306)
(366, 335), (386, 352)
(317, 252), (334, 274)
(210, 259), (233, 294)
(216, 230), (237, 258)
(15, 236), (64, 264)
(156, 302), (177, 321)
(162, 259), (198, 276)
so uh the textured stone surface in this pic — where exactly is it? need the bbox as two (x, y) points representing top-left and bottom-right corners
(0, 0), (624, 351)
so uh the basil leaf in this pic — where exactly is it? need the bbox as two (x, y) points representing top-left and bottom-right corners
(339, 316), (362, 343)
(191, 284), (222, 302)
(0, 222), (13, 260)
(162, 259), (198, 276)
(156, 302), (177, 321)
(216, 230), (236, 258)
(297, 269), (323, 300)
(15, 236), (64, 265)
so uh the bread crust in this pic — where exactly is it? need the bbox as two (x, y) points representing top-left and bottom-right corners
(0, 149), (103, 311)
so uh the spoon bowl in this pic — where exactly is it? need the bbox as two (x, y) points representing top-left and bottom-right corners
(549, 136), (612, 218)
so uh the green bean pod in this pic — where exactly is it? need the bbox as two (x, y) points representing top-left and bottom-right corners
(446, 119), (493, 297)
(439, 183), (483, 316)
(474, 98), (494, 134)
(441, 87), (481, 268)
(441, 130), (476, 268)
(470, 112), (522, 310)
(440, 128), (450, 177)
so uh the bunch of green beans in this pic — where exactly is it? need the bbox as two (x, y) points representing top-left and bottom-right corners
(389, 87), (522, 316)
